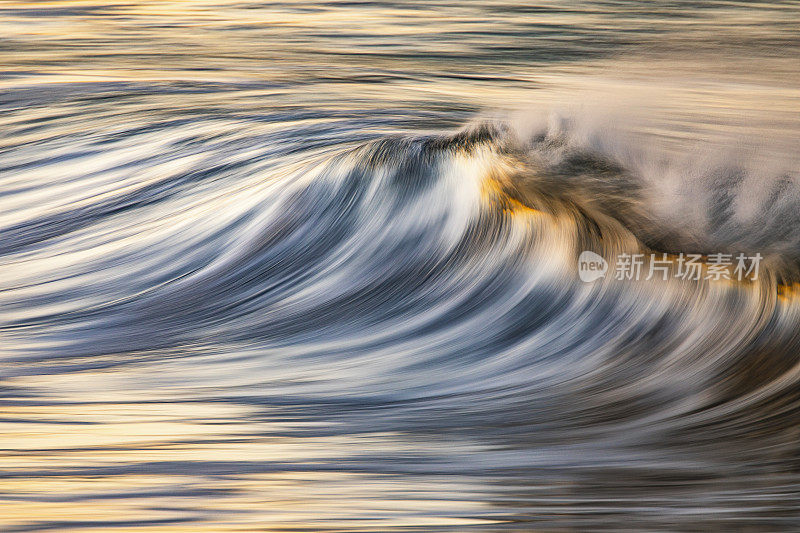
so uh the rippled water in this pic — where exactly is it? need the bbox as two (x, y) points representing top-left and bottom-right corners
(3, 1), (800, 531)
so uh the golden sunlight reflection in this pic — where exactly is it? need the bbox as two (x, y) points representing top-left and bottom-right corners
(0, 393), (496, 531)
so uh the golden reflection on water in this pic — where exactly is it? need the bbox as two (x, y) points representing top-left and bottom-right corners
(0, 387), (495, 531)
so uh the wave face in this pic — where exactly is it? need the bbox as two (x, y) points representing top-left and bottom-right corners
(3, 1), (800, 531)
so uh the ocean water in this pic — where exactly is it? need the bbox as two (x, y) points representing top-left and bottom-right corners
(2, 1), (800, 531)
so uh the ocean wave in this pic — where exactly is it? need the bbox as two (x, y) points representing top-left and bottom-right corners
(2, 100), (800, 529)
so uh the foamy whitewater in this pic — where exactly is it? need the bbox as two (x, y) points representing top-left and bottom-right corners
(2, 1), (800, 531)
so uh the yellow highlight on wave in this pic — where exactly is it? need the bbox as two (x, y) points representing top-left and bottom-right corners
(480, 173), (542, 218)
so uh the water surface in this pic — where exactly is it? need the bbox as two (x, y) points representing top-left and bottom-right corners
(2, 1), (800, 531)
